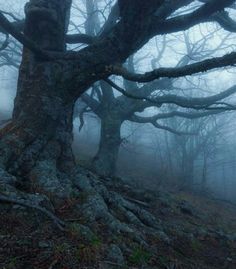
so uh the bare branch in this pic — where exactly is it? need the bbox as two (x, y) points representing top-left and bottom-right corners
(105, 79), (236, 110)
(152, 0), (235, 35)
(112, 52), (236, 83)
(131, 114), (197, 136)
(211, 11), (236, 32)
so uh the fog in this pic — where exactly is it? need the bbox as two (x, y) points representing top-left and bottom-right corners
(1, 0), (236, 203)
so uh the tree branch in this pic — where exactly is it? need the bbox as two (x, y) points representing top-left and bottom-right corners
(80, 93), (102, 115)
(211, 11), (236, 32)
(131, 114), (197, 135)
(152, 0), (235, 35)
(105, 79), (236, 110)
(112, 52), (236, 82)
(0, 12), (51, 59)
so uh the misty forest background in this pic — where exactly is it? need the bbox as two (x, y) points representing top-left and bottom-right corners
(1, 0), (236, 202)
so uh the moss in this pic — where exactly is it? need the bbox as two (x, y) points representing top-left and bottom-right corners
(190, 238), (202, 252)
(75, 243), (101, 265)
(74, 236), (103, 264)
(90, 235), (102, 247)
(77, 191), (91, 204)
(68, 223), (95, 241)
(5, 257), (18, 269)
(128, 247), (152, 265)
(53, 242), (72, 261)
(70, 189), (80, 199)
(158, 255), (171, 266)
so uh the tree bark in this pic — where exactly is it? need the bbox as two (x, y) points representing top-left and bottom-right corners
(0, 0), (75, 195)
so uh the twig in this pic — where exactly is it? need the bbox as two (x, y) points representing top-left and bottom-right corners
(125, 197), (150, 208)
(102, 260), (124, 267)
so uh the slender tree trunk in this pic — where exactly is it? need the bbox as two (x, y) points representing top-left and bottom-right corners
(201, 152), (207, 190)
(181, 148), (194, 189)
(184, 158), (194, 186)
(92, 116), (122, 176)
(164, 132), (174, 183)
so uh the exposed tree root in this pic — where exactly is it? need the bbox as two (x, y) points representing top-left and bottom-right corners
(0, 166), (235, 268)
(0, 168), (66, 231)
(0, 193), (65, 231)
(73, 168), (167, 250)
(0, 164), (167, 265)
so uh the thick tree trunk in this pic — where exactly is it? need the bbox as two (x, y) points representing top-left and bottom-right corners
(0, 53), (75, 195)
(0, 0), (75, 196)
(92, 116), (122, 176)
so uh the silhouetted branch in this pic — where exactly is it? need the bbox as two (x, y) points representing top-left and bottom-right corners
(112, 52), (236, 82)
(105, 79), (236, 109)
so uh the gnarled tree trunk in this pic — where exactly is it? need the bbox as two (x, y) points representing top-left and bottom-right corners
(0, 0), (75, 196)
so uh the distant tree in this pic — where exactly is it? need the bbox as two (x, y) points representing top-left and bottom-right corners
(77, 28), (236, 176)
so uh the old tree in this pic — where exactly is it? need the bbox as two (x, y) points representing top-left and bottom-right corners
(1, 0), (236, 266)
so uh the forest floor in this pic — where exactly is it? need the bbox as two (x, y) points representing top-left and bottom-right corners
(0, 171), (235, 269)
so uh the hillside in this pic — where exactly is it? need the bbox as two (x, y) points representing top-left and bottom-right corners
(0, 170), (235, 269)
